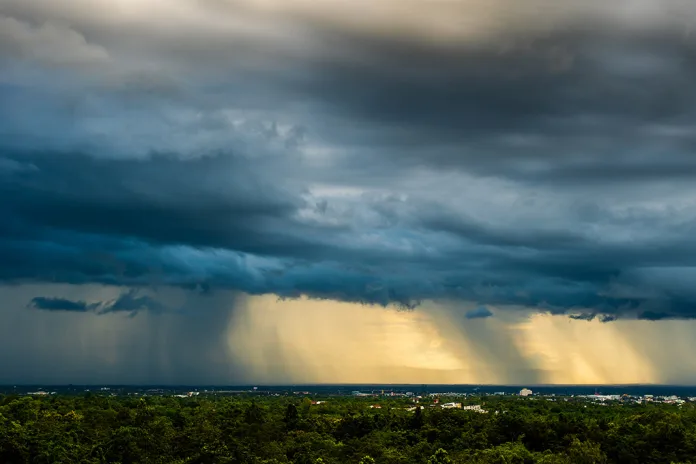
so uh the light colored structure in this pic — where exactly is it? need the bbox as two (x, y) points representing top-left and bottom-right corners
(519, 388), (533, 397)
(461, 404), (487, 413)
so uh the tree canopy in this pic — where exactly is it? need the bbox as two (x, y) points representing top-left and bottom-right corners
(0, 394), (694, 463)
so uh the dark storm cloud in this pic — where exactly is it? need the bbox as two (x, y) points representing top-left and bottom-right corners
(637, 311), (672, 321)
(3, 128), (696, 321)
(303, 28), (696, 183)
(28, 289), (168, 315)
(569, 313), (617, 323)
(465, 306), (493, 320)
(96, 289), (168, 315)
(569, 313), (597, 321)
(2, 0), (696, 322)
(28, 297), (94, 312)
(0, 150), (302, 254)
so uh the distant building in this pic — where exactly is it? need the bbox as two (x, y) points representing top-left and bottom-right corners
(462, 404), (487, 413)
(519, 388), (533, 397)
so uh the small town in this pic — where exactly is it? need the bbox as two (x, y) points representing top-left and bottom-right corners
(15, 385), (696, 410)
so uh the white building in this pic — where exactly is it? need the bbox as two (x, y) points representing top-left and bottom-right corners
(519, 388), (533, 397)
(459, 404), (487, 413)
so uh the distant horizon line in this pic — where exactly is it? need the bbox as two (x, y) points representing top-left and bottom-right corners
(3, 383), (696, 388)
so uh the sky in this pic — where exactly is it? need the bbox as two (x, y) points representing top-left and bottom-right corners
(1, 0), (696, 385)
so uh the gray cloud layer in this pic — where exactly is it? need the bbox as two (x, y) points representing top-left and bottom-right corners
(2, 0), (696, 320)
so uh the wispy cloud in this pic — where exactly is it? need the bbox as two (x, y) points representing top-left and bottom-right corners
(28, 290), (167, 316)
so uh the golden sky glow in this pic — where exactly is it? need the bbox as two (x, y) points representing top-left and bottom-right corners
(227, 295), (473, 384)
(1, 284), (695, 384)
(227, 295), (691, 385)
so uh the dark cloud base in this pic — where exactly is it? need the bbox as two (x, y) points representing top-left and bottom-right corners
(3, 148), (696, 321)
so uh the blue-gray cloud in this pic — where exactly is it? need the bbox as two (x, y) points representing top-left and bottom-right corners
(465, 306), (494, 320)
(28, 290), (168, 316)
(569, 313), (618, 323)
(2, 0), (696, 321)
(28, 297), (95, 312)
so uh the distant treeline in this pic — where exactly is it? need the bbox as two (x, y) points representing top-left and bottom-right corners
(1, 394), (695, 463)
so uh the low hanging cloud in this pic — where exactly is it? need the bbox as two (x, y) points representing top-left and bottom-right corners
(2, 0), (696, 321)
(28, 297), (96, 313)
(28, 290), (167, 316)
(569, 313), (618, 323)
(465, 306), (494, 320)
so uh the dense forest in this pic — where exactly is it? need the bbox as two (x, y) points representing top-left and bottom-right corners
(1, 393), (695, 463)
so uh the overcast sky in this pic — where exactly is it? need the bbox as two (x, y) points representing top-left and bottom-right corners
(2, 0), (696, 384)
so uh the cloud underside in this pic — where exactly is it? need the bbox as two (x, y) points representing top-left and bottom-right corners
(3, 0), (696, 320)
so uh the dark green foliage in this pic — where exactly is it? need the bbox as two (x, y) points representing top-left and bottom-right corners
(0, 394), (695, 463)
